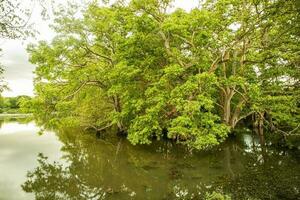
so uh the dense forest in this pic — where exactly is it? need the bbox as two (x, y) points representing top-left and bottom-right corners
(14, 0), (300, 149)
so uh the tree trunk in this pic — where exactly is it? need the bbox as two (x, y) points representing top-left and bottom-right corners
(112, 95), (124, 133)
(223, 96), (231, 124)
(222, 87), (235, 128)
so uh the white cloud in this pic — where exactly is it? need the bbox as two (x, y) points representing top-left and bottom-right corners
(2, 79), (34, 97)
(174, 0), (199, 11)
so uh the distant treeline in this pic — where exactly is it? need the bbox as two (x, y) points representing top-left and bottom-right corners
(0, 96), (32, 114)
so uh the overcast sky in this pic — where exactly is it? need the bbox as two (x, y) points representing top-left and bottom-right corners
(1, 0), (199, 97)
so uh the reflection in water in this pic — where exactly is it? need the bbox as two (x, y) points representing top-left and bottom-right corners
(21, 128), (300, 200)
(222, 151), (300, 200)
(0, 118), (63, 200)
(0, 118), (299, 199)
(219, 133), (300, 200)
(0, 122), (39, 135)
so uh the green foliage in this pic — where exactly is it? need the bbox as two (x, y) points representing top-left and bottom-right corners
(205, 192), (231, 200)
(0, 0), (33, 39)
(0, 96), (32, 114)
(28, 0), (299, 149)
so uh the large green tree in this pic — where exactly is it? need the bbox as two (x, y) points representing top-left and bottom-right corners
(28, 0), (300, 149)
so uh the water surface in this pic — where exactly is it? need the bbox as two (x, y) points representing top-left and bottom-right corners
(0, 118), (63, 200)
(0, 118), (299, 200)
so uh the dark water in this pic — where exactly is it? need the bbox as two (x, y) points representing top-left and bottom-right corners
(0, 118), (299, 200)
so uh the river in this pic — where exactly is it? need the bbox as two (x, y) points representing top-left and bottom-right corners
(0, 117), (299, 200)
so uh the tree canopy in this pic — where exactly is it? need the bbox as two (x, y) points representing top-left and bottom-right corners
(28, 0), (300, 150)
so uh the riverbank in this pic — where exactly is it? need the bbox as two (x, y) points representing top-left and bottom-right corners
(0, 113), (32, 119)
